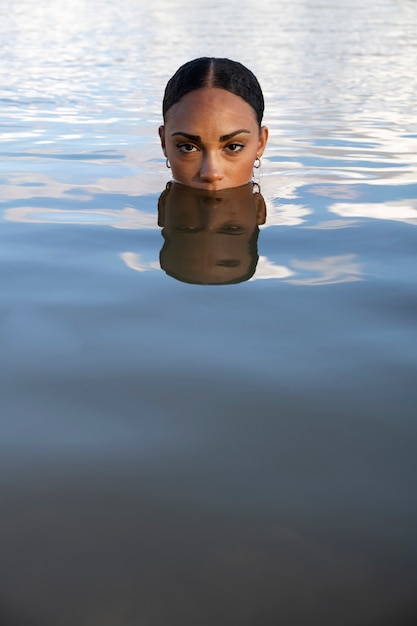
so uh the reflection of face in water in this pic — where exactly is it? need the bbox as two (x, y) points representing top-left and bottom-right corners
(158, 182), (266, 285)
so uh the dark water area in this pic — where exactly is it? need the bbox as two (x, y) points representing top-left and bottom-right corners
(1, 0), (417, 624)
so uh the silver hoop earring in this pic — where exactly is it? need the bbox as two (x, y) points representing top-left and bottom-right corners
(166, 158), (171, 169)
(254, 157), (261, 169)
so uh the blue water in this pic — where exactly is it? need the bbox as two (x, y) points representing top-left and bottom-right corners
(1, 1), (417, 625)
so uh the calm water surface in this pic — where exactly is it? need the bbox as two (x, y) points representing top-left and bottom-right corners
(1, 1), (417, 625)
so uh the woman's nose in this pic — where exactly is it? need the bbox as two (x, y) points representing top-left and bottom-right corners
(199, 152), (224, 183)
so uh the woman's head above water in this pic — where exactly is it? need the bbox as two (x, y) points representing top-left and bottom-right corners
(159, 57), (268, 190)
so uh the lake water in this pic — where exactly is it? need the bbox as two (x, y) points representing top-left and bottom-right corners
(1, 0), (417, 624)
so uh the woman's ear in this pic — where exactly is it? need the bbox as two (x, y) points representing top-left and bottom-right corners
(159, 125), (166, 155)
(255, 193), (267, 225)
(257, 126), (268, 157)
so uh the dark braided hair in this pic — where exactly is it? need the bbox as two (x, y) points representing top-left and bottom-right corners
(162, 57), (264, 127)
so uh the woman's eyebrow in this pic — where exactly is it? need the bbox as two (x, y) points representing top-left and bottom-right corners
(171, 132), (200, 141)
(170, 129), (251, 141)
(220, 129), (250, 141)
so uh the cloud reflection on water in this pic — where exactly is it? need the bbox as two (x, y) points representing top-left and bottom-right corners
(4, 206), (156, 229)
(330, 200), (417, 226)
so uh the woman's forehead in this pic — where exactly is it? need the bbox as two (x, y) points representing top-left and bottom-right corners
(164, 87), (259, 127)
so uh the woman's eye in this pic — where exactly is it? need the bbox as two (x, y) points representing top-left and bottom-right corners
(177, 143), (198, 153)
(226, 143), (244, 153)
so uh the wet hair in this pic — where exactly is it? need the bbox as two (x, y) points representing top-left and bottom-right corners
(162, 57), (264, 126)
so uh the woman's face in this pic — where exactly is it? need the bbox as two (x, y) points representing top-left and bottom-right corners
(159, 87), (268, 191)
